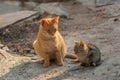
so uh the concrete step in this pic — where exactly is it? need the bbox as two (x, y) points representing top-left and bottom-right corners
(0, 11), (38, 29)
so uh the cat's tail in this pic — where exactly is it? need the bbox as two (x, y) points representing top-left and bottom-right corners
(65, 53), (78, 59)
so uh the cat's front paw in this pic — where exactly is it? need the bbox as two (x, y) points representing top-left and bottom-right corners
(56, 61), (64, 66)
(43, 62), (50, 68)
(57, 62), (64, 66)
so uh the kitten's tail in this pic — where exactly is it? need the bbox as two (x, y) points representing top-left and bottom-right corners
(65, 54), (78, 59)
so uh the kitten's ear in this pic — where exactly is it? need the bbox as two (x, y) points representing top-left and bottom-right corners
(52, 16), (59, 23)
(74, 40), (79, 45)
(40, 19), (47, 26)
(80, 41), (88, 50)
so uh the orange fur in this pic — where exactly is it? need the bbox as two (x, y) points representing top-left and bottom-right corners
(33, 16), (77, 67)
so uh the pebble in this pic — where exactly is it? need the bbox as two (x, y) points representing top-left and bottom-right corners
(2, 46), (9, 51)
(114, 18), (119, 22)
(27, 53), (35, 57)
(0, 44), (4, 48)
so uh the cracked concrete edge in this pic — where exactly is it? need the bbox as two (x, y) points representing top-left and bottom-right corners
(0, 10), (40, 29)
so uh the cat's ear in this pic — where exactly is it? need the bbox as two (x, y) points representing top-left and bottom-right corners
(52, 16), (59, 23)
(74, 40), (79, 45)
(40, 19), (47, 26)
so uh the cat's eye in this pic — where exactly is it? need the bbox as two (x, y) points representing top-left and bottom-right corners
(54, 28), (56, 31)
(47, 29), (50, 32)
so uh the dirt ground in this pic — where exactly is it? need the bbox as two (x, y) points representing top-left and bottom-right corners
(0, 1), (120, 80)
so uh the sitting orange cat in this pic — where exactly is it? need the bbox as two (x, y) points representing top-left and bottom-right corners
(33, 16), (77, 67)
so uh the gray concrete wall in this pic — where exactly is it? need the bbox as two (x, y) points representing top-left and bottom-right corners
(77, 0), (118, 7)
(96, 0), (114, 7)
(76, 0), (95, 7)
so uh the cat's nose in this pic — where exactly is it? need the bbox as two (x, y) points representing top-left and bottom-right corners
(51, 32), (54, 36)
(52, 33), (54, 35)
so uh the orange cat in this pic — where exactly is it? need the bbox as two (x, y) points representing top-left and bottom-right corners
(33, 16), (77, 67)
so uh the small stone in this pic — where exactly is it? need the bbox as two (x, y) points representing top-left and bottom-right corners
(112, 63), (119, 66)
(0, 44), (4, 48)
(27, 53), (35, 57)
(101, 73), (106, 75)
(2, 46), (9, 51)
(24, 47), (31, 53)
(114, 18), (119, 22)
(18, 72), (22, 75)
(26, 42), (33, 49)
(119, 74), (120, 77)
(107, 67), (111, 71)
(0, 44), (4, 47)
(92, 72), (95, 75)
(30, 50), (35, 54)
(54, 69), (58, 72)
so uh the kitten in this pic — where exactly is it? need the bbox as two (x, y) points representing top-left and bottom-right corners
(73, 41), (101, 66)
(33, 16), (77, 67)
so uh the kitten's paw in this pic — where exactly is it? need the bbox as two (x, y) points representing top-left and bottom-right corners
(80, 63), (86, 66)
(92, 63), (97, 66)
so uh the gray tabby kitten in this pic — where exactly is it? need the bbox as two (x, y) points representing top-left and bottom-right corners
(73, 41), (101, 66)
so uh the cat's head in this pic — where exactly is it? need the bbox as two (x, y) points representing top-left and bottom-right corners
(40, 16), (59, 36)
(74, 40), (88, 54)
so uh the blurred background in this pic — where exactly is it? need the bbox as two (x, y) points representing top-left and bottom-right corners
(0, 0), (120, 80)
